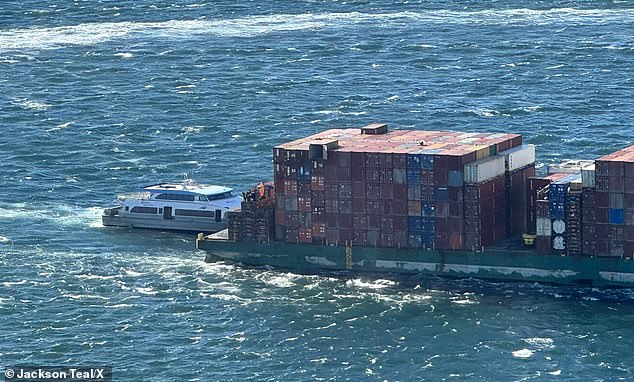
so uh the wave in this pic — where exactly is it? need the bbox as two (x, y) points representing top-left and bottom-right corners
(0, 8), (632, 53)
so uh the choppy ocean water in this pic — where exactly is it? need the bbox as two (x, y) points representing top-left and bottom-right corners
(1, 1), (634, 380)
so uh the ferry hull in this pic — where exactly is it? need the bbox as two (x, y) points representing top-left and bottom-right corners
(103, 214), (227, 233)
(196, 238), (634, 288)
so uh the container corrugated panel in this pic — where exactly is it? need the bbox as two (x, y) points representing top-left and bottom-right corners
(463, 155), (505, 184)
(547, 160), (594, 175)
(609, 193), (624, 209)
(581, 164), (596, 188)
(500, 144), (536, 172)
(536, 218), (552, 236)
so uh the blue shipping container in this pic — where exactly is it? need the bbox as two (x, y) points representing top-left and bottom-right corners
(609, 208), (624, 225)
(406, 168), (421, 183)
(420, 154), (434, 170)
(406, 154), (421, 169)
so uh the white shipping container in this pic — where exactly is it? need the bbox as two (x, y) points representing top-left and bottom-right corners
(547, 159), (594, 175)
(581, 164), (596, 188)
(463, 155), (505, 184)
(500, 144), (536, 172)
(536, 218), (552, 236)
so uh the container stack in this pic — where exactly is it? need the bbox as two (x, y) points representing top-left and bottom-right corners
(593, 146), (634, 257)
(501, 145), (537, 235)
(227, 183), (275, 242)
(529, 173), (571, 253)
(581, 164), (597, 256)
(548, 174), (582, 254)
(272, 125), (531, 251)
(463, 157), (506, 250)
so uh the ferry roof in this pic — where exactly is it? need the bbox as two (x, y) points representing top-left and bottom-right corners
(276, 126), (521, 157)
(141, 183), (233, 195)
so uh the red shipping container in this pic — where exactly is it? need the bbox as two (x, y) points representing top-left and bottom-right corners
(351, 152), (364, 167)
(312, 222), (326, 238)
(380, 183), (394, 199)
(435, 201), (449, 218)
(352, 182), (366, 198)
(275, 209), (286, 225)
(299, 227), (312, 243)
(325, 213), (337, 228)
(408, 200), (421, 216)
(338, 214), (353, 228)
(596, 208), (609, 224)
(609, 176), (625, 193)
(393, 200), (407, 215)
(535, 236), (551, 253)
(625, 162), (634, 177)
(449, 233), (463, 250)
(393, 216), (407, 231)
(339, 228), (353, 242)
(351, 166), (365, 182)
(284, 180), (298, 196)
(352, 198), (367, 214)
(311, 176), (325, 191)
(624, 241), (634, 258)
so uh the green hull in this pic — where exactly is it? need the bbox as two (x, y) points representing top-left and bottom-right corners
(196, 237), (634, 288)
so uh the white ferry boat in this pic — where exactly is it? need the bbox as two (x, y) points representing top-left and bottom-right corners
(102, 181), (242, 233)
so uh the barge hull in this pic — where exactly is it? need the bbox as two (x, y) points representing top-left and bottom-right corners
(196, 236), (634, 288)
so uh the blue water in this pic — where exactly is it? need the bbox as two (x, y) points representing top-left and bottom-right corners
(2, 1), (634, 380)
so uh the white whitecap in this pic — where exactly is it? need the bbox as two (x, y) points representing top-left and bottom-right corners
(12, 98), (51, 111)
(512, 348), (533, 358)
(548, 370), (562, 376)
(114, 52), (133, 58)
(0, 236), (10, 243)
(2, 9), (630, 54)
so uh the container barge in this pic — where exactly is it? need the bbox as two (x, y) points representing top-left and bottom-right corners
(196, 124), (634, 287)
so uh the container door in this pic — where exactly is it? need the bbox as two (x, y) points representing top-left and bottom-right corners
(163, 206), (173, 219)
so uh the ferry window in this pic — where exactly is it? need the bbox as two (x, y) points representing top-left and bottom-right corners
(198, 195), (208, 201)
(156, 193), (195, 201)
(159, 208), (163, 214)
(131, 206), (158, 214)
(175, 209), (215, 217)
(125, 206), (129, 211)
(207, 192), (232, 201)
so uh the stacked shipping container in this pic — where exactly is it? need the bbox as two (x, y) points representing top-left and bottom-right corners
(227, 183), (276, 242)
(594, 147), (634, 257)
(271, 125), (533, 251)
